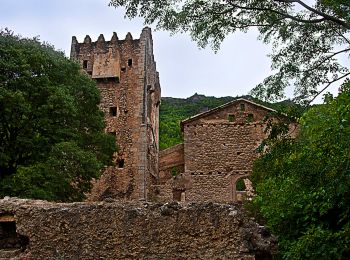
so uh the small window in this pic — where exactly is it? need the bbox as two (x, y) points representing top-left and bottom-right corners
(236, 179), (246, 191)
(228, 114), (235, 122)
(240, 103), (245, 111)
(118, 159), (125, 168)
(83, 60), (88, 69)
(0, 214), (29, 251)
(109, 107), (117, 117)
(121, 67), (126, 72)
(108, 131), (116, 136)
(128, 59), (133, 67)
(247, 113), (254, 123)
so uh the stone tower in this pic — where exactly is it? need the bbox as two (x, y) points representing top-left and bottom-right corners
(70, 27), (161, 201)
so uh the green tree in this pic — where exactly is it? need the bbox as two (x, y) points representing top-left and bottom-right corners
(109, 0), (350, 103)
(251, 81), (350, 259)
(0, 30), (116, 202)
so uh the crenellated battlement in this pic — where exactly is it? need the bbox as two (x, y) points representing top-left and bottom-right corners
(70, 28), (152, 60)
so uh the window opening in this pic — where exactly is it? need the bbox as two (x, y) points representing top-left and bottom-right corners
(228, 114), (235, 122)
(108, 131), (116, 136)
(128, 59), (133, 67)
(247, 113), (254, 123)
(0, 215), (29, 251)
(118, 159), (125, 168)
(240, 103), (245, 111)
(236, 179), (246, 191)
(83, 60), (88, 69)
(121, 67), (126, 72)
(109, 107), (117, 117)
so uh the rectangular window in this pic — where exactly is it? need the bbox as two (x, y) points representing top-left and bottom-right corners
(128, 59), (132, 67)
(118, 159), (125, 168)
(109, 107), (117, 117)
(228, 114), (235, 122)
(83, 60), (88, 69)
(247, 113), (254, 123)
(240, 103), (245, 111)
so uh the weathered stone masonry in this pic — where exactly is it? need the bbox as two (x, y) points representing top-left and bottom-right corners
(70, 28), (161, 201)
(0, 198), (277, 259)
(158, 99), (297, 203)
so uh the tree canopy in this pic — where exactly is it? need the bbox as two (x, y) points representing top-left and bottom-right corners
(109, 0), (350, 104)
(0, 30), (116, 202)
(251, 81), (350, 259)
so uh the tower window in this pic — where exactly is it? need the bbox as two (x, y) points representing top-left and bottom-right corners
(118, 159), (125, 168)
(228, 114), (235, 122)
(83, 60), (88, 69)
(128, 59), (133, 67)
(240, 103), (245, 111)
(109, 107), (117, 117)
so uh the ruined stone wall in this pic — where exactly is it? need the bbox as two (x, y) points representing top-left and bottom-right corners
(0, 198), (277, 259)
(159, 143), (184, 181)
(180, 100), (271, 202)
(70, 28), (160, 201)
(156, 144), (185, 202)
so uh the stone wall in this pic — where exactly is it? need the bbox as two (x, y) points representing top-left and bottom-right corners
(178, 100), (277, 203)
(0, 198), (277, 259)
(156, 144), (185, 202)
(71, 28), (161, 201)
(159, 143), (184, 181)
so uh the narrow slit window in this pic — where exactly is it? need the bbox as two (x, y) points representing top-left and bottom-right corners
(228, 114), (235, 122)
(118, 159), (125, 168)
(83, 60), (88, 69)
(240, 103), (245, 111)
(128, 59), (133, 67)
(109, 107), (117, 117)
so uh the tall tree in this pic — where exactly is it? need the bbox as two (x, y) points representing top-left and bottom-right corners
(251, 81), (350, 258)
(0, 30), (116, 202)
(109, 0), (350, 103)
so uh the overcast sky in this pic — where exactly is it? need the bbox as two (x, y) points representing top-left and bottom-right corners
(0, 0), (341, 101)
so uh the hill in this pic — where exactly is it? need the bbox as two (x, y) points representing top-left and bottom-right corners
(159, 93), (302, 150)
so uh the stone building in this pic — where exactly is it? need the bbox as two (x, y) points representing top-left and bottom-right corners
(158, 98), (298, 203)
(70, 27), (161, 201)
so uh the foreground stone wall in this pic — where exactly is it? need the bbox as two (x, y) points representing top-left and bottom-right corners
(0, 198), (277, 259)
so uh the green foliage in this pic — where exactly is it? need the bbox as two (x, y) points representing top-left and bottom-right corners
(171, 166), (179, 177)
(251, 81), (350, 259)
(110, 0), (350, 103)
(159, 93), (236, 149)
(236, 178), (246, 191)
(0, 30), (116, 202)
(159, 93), (299, 150)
